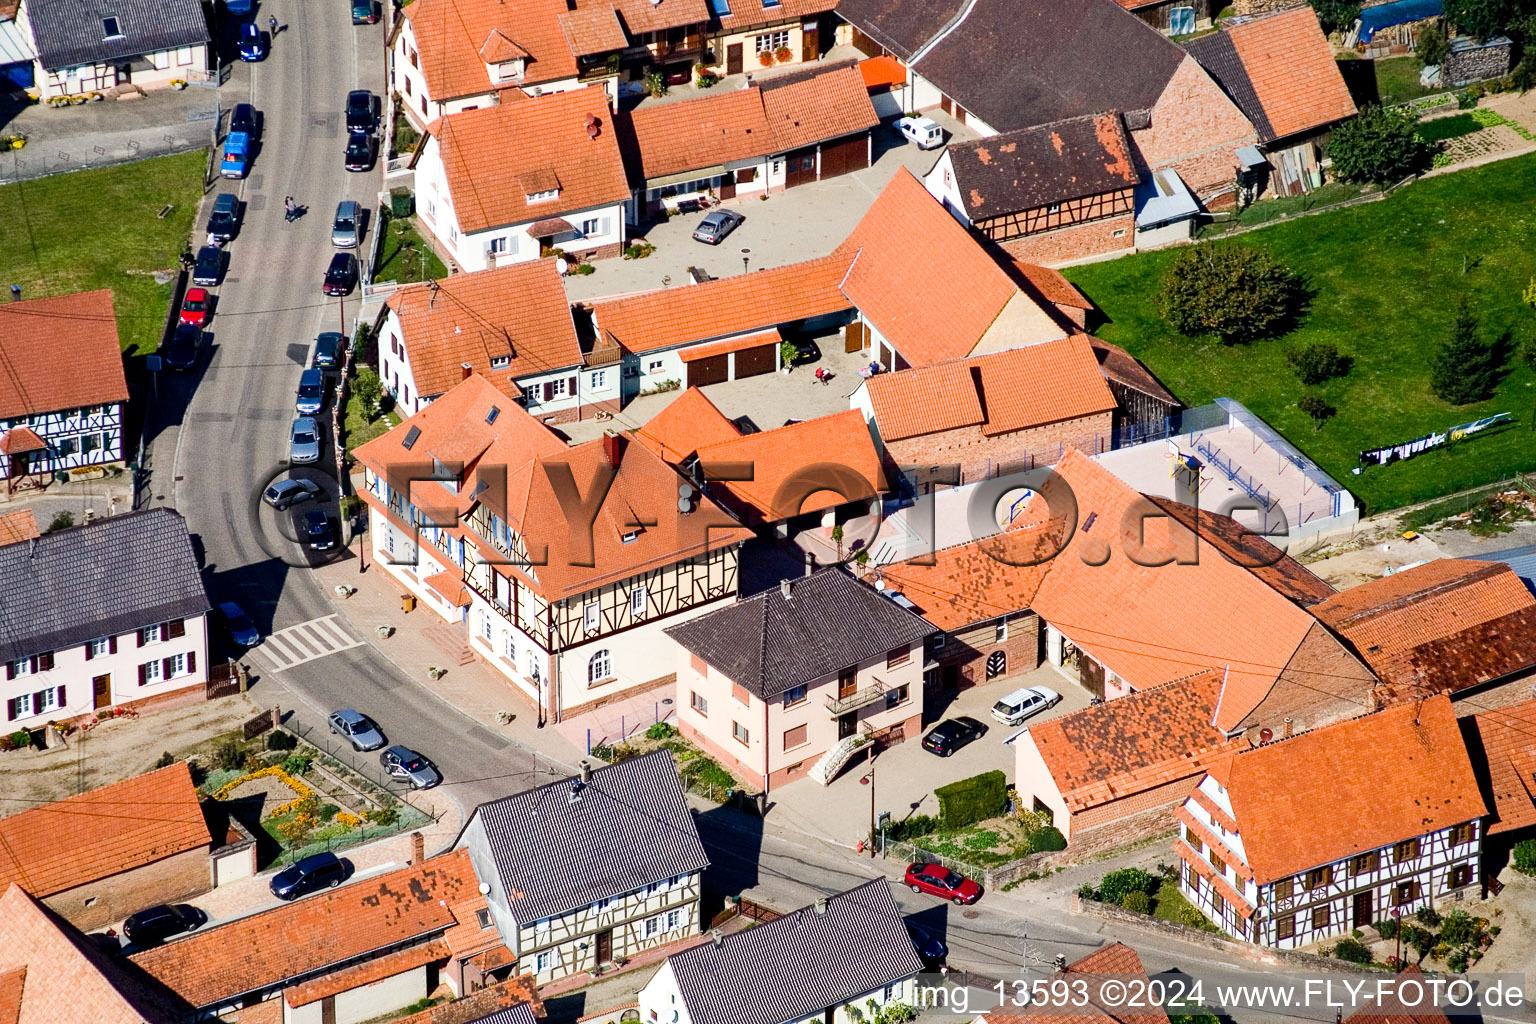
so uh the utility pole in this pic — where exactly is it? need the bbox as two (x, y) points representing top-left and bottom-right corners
(861, 753), (877, 857)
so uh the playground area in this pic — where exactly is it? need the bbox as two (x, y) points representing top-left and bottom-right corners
(1094, 398), (1358, 551)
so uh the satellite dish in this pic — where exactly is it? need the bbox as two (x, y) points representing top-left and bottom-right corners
(679, 484), (693, 498)
(678, 496), (692, 513)
(874, 579), (885, 590)
(478, 882), (490, 895)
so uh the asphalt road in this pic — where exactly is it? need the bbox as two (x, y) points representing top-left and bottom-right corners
(157, 1), (565, 818)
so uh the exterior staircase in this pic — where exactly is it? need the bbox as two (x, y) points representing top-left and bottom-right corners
(423, 621), (477, 667)
(808, 733), (868, 786)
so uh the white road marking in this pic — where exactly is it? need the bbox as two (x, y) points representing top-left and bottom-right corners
(250, 613), (364, 672)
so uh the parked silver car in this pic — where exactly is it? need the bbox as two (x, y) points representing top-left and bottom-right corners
(691, 209), (744, 245)
(328, 709), (386, 751)
(331, 200), (360, 248)
(379, 745), (441, 789)
(289, 416), (320, 464)
(295, 368), (324, 415)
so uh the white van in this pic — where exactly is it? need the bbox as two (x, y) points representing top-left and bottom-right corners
(896, 116), (944, 150)
(990, 685), (1062, 726)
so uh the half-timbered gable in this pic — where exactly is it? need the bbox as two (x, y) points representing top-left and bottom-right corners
(0, 290), (129, 494)
(1174, 695), (1486, 947)
(460, 753), (708, 985)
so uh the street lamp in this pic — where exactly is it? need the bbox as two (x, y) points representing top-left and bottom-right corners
(860, 756), (876, 858)
(1390, 906), (1402, 970)
(740, 247), (751, 275)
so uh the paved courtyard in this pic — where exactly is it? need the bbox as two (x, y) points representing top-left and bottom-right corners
(764, 663), (1094, 847)
(561, 113), (975, 303)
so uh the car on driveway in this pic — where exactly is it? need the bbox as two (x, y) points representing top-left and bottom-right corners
(207, 192), (240, 242)
(328, 709), (385, 751)
(323, 252), (356, 296)
(270, 852), (349, 901)
(380, 745), (441, 789)
(313, 332), (345, 370)
(352, 0), (379, 22)
(345, 89), (380, 133)
(790, 338), (821, 364)
(692, 209), (744, 245)
(162, 324), (201, 371)
(990, 685), (1062, 726)
(192, 246), (223, 286)
(896, 115), (944, 150)
(179, 287), (210, 327)
(123, 904), (204, 947)
(331, 200), (360, 248)
(905, 862), (982, 905)
(296, 508), (335, 550)
(237, 23), (267, 61)
(289, 416), (320, 464)
(263, 477), (322, 509)
(344, 130), (377, 172)
(295, 367), (325, 415)
(220, 131), (250, 178)
(921, 716), (987, 756)
(230, 102), (259, 138)
(217, 601), (261, 646)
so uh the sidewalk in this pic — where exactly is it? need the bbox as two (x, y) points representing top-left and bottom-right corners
(312, 544), (584, 771)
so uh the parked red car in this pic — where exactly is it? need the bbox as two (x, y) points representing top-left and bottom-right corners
(179, 287), (210, 327)
(905, 862), (982, 905)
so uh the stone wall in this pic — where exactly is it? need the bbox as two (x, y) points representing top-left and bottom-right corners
(1444, 38), (1512, 86)
(44, 844), (211, 931)
(999, 217), (1134, 267)
(886, 411), (1114, 490)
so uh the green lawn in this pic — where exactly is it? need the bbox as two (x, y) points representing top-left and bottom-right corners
(0, 151), (205, 354)
(1063, 154), (1536, 514)
(1416, 113), (1483, 143)
(372, 212), (447, 283)
(1373, 55), (1439, 106)
(343, 388), (400, 454)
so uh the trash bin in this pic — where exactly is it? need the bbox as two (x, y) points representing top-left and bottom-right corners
(401, 593), (417, 613)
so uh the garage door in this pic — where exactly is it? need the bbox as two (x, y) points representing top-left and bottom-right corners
(687, 355), (729, 388)
(785, 148), (818, 188)
(734, 343), (776, 378)
(819, 135), (867, 180)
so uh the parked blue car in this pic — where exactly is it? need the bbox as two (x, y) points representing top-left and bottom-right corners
(225, 0), (254, 14)
(238, 23), (267, 61)
(220, 131), (250, 178)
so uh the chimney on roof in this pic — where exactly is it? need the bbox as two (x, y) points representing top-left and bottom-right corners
(780, 578), (792, 600)
(1053, 954), (1067, 973)
(580, 760), (592, 784)
(813, 897), (826, 915)
(1283, 716), (1294, 738)
(602, 429), (621, 466)
(710, 928), (723, 946)
(462, 362), (473, 380)
(28, 537), (36, 558)
(1258, 728), (1272, 745)
(410, 831), (425, 865)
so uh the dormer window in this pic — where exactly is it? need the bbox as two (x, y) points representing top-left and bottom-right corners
(496, 60), (523, 82)
(526, 188), (559, 203)
(520, 167), (561, 205)
(490, 355), (511, 370)
(102, 15), (122, 37)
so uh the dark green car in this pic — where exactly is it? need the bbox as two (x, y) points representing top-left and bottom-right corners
(351, 0), (377, 23)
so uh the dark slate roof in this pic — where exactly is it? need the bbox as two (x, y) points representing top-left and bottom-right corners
(28, 0), (209, 71)
(833, 0), (966, 61)
(663, 568), (933, 700)
(909, 0), (1186, 133)
(946, 112), (1142, 219)
(1183, 32), (1274, 139)
(471, 750), (708, 926)
(669, 879), (923, 1024)
(475, 1007), (539, 1024)
(0, 508), (210, 663)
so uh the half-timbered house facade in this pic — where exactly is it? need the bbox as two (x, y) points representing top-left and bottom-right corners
(460, 753), (709, 985)
(0, 290), (129, 494)
(354, 374), (751, 723)
(1174, 696), (1486, 947)
(924, 113), (1143, 265)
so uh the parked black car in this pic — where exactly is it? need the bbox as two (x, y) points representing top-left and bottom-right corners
(206, 192), (240, 242)
(270, 852), (349, 900)
(323, 253), (357, 296)
(162, 324), (201, 371)
(123, 904), (205, 947)
(296, 508), (335, 550)
(312, 332), (345, 370)
(344, 130), (377, 172)
(345, 89), (380, 134)
(191, 246), (223, 287)
(230, 101), (259, 139)
(921, 716), (988, 756)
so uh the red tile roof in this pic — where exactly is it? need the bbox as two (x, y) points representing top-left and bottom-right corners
(559, 8), (629, 55)
(675, 328), (781, 362)
(393, 976), (545, 1024)
(1344, 967), (1450, 1024)
(839, 169), (1059, 367)
(0, 429), (44, 456)
(425, 569), (474, 607)
(1024, 670), (1247, 814)
(405, 0), (575, 98)
(1220, 7), (1357, 141)
(1008, 259), (1093, 312)
(0, 290), (128, 419)
(385, 261), (584, 399)
(0, 885), (190, 1024)
(588, 252), (854, 354)
(423, 89), (630, 235)
(285, 939), (452, 1008)
(1214, 695), (1484, 883)
(133, 850), (484, 1009)
(0, 763), (210, 898)
(874, 521), (1064, 632)
(981, 943), (1170, 1024)
(690, 410), (886, 525)
(0, 511), (38, 547)
(1310, 559), (1536, 698)
(864, 337), (1116, 443)
(712, 0), (835, 33)
(632, 387), (742, 462)
(859, 55), (907, 89)
(624, 63), (877, 181)
(1467, 698), (1536, 835)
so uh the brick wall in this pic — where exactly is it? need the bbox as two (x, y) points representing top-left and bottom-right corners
(1236, 624), (1377, 736)
(933, 614), (1042, 690)
(557, 672), (676, 722)
(541, 395), (623, 426)
(887, 411), (1113, 488)
(1134, 56), (1257, 201)
(1000, 217), (1135, 267)
(1071, 777), (1195, 836)
(45, 844), (211, 931)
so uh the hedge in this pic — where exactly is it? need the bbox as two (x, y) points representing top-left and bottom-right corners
(933, 770), (1008, 828)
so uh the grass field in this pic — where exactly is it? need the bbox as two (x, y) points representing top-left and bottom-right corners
(0, 151), (205, 354)
(373, 212), (447, 283)
(1373, 55), (1439, 106)
(1062, 154), (1536, 514)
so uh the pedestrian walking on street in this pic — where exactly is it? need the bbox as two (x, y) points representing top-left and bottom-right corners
(284, 196), (296, 222)
(268, 14), (280, 34)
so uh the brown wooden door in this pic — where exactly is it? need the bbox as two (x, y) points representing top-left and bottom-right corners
(686, 354), (729, 388)
(1353, 891), (1374, 928)
(595, 928), (613, 963)
(844, 320), (867, 353)
(92, 675), (111, 710)
(726, 42), (743, 74)
(817, 136), (868, 180)
(718, 176), (736, 199)
(801, 24), (818, 61)
(820, 141), (845, 179)
(838, 668), (857, 698)
(1080, 655), (1105, 700)
(734, 343), (775, 378)
(940, 95), (953, 116)
(784, 148), (818, 187)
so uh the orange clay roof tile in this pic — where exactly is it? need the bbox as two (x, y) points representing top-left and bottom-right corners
(0, 511), (38, 547)
(0, 290), (128, 419)
(632, 388), (742, 463)
(1468, 697), (1536, 835)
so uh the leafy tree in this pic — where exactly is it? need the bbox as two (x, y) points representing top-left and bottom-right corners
(1097, 867), (1155, 905)
(1332, 936), (1375, 963)
(352, 366), (384, 420)
(1159, 245), (1303, 343)
(1513, 837), (1536, 874)
(1287, 342), (1352, 384)
(1029, 826), (1067, 853)
(1310, 0), (1362, 32)
(1417, 20), (1450, 67)
(1430, 301), (1502, 404)
(45, 511), (74, 533)
(1121, 890), (1151, 913)
(1444, 0), (1518, 40)
(1328, 105), (1431, 184)
(1298, 395), (1337, 430)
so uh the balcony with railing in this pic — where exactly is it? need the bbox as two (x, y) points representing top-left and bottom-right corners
(825, 678), (887, 716)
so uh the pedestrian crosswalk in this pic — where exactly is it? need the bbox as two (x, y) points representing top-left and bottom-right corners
(250, 614), (365, 673)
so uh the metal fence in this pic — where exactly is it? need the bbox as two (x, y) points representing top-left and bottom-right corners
(885, 839), (988, 883)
